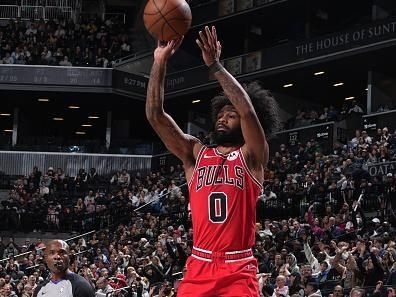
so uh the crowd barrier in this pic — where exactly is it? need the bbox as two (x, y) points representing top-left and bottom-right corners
(0, 150), (152, 176)
(0, 4), (74, 20)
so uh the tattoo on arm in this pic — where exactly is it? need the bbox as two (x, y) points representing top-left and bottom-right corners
(146, 61), (197, 162)
(146, 61), (166, 117)
(213, 66), (249, 108)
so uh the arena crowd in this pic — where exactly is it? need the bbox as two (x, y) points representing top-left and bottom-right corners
(0, 16), (134, 67)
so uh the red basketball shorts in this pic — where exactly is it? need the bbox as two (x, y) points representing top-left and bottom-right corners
(177, 247), (259, 297)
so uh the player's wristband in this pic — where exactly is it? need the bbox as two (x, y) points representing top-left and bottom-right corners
(208, 61), (223, 75)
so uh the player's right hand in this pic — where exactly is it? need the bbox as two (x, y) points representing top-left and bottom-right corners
(154, 37), (184, 64)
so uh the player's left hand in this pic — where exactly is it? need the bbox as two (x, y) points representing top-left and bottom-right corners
(196, 26), (222, 66)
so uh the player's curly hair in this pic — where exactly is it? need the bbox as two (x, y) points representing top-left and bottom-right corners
(211, 81), (282, 137)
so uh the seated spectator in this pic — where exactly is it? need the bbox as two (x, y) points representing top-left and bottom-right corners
(95, 276), (113, 296)
(59, 55), (72, 66)
(304, 280), (321, 297)
(272, 275), (289, 297)
(329, 285), (344, 297)
(3, 283), (18, 296)
(260, 187), (277, 202)
(288, 272), (304, 297)
(2, 52), (13, 64)
(119, 169), (130, 187)
(349, 287), (365, 297)
(376, 105), (390, 112)
(40, 46), (54, 64)
(348, 101), (364, 114)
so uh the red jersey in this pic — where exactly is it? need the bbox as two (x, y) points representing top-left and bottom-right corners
(188, 146), (263, 252)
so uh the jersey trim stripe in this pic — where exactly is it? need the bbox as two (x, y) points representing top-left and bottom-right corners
(225, 248), (252, 255)
(191, 254), (213, 262)
(238, 148), (263, 190)
(225, 255), (254, 263)
(188, 145), (206, 189)
(214, 147), (227, 157)
(193, 246), (212, 254)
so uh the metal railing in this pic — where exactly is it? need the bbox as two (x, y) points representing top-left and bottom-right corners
(0, 150), (152, 176)
(0, 4), (74, 20)
(44, 6), (73, 20)
(0, 5), (19, 19)
(21, 0), (80, 10)
(19, 5), (44, 19)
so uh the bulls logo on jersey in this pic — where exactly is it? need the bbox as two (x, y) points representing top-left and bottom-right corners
(195, 165), (244, 191)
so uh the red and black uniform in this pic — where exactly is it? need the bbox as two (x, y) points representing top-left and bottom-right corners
(178, 146), (263, 297)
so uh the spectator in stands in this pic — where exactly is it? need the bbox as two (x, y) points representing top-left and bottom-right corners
(376, 105), (391, 112)
(3, 283), (18, 297)
(272, 275), (289, 297)
(2, 52), (13, 64)
(86, 168), (99, 188)
(289, 272), (305, 297)
(95, 276), (113, 296)
(348, 101), (364, 114)
(327, 106), (339, 121)
(350, 287), (366, 297)
(351, 130), (361, 148)
(327, 286), (342, 297)
(119, 169), (130, 188)
(261, 186), (278, 203)
(59, 56), (72, 66)
(304, 280), (321, 297)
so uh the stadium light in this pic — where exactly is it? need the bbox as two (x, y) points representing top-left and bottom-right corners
(0, 113), (11, 116)
(88, 116), (100, 119)
(314, 71), (325, 76)
(81, 124), (92, 127)
(283, 83), (293, 88)
(68, 105), (80, 109)
(333, 82), (344, 87)
(75, 131), (86, 135)
(38, 98), (50, 102)
(345, 96), (355, 100)
(53, 117), (64, 121)
(192, 100), (201, 103)
(3, 129), (12, 132)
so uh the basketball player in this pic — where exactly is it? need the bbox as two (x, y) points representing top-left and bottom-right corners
(33, 240), (94, 297)
(146, 26), (279, 296)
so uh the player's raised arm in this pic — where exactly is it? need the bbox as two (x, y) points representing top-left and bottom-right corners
(196, 26), (269, 166)
(146, 39), (201, 165)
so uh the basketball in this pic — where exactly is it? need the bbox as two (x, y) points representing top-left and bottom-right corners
(143, 0), (192, 41)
